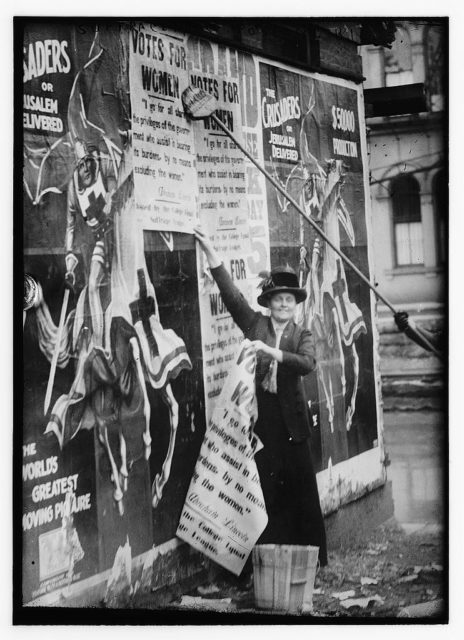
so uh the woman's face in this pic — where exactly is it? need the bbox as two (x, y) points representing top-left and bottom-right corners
(268, 292), (297, 323)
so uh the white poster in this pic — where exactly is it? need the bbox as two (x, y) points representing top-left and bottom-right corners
(177, 341), (268, 575)
(129, 24), (198, 231)
(185, 39), (270, 422)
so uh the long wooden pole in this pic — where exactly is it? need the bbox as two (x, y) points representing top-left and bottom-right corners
(209, 113), (442, 359)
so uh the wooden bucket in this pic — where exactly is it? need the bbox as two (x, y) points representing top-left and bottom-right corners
(252, 544), (319, 613)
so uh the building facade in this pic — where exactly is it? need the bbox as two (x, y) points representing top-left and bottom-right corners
(360, 21), (446, 401)
(361, 20), (446, 307)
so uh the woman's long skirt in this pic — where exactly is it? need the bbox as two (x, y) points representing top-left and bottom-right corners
(254, 390), (328, 566)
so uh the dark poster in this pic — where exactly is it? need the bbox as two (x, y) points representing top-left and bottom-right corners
(259, 62), (378, 473)
(21, 22), (201, 604)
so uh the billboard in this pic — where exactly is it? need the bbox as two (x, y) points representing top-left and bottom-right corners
(20, 20), (383, 604)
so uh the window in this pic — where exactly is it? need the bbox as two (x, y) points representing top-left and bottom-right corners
(391, 175), (424, 266)
(384, 25), (414, 87)
(432, 170), (447, 263)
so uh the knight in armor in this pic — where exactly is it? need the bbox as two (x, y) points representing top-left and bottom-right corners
(64, 139), (117, 348)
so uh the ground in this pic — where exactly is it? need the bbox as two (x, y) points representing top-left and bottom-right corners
(171, 518), (445, 619)
(311, 519), (445, 618)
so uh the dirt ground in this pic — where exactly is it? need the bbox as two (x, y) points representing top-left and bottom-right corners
(174, 519), (446, 620)
(311, 520), (445, 618)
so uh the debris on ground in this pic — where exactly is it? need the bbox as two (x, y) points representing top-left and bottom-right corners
(340, 595), (384, 610)
(397, 599), (444, 618)
(332, 590), (356, 600)
(171, 519), (445, 618)
(197, 584), (221, 596)
(179, 595), (236, 611)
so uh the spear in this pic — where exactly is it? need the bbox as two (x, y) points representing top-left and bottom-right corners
(44, 288), (69, 415)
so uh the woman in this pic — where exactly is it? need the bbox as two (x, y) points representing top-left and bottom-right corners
(195, 227), (327, 566)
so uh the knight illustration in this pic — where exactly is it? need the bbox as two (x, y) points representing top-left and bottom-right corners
(271, 87), (367, 450)
(64, 138), (116, 350)
(26, 28), (192, 515)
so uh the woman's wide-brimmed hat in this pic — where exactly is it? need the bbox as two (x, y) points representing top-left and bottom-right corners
(257, 266), (307, 307)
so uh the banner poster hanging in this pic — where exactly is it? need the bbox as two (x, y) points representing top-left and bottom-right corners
(129, 24), (198, 231)
(259, 62), (378, 474)
(177, 340), (267, 575)
(186, 37), (270, 422)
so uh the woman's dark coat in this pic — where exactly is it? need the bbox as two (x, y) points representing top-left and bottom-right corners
(211, 264), (327, 564)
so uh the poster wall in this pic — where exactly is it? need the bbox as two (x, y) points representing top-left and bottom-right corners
(21, 20), (381, 603)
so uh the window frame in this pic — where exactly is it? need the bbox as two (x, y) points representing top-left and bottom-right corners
(390, 174), (424, 267)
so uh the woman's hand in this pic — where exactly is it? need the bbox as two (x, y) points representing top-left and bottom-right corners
(251, 340), (271, 354)
(193, 224), (210, 248)
(251, 340), (283, 362)
(193, 225), (222, 268)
